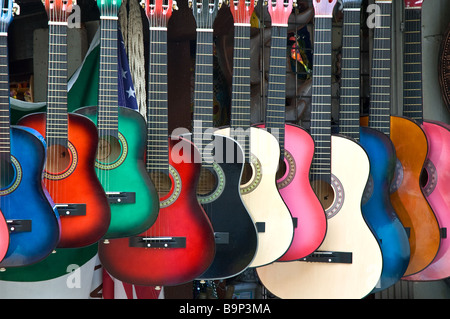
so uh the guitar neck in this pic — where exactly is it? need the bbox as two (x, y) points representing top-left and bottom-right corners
(230, 24), (251, 162)
(98, 17), (119, 139)
(46, 23), (68, 147)
(402, 6), (423, 123)
(265, 26), (288, 157)
(146, 27), (169, 174)
(368, 1), (392, 136)
(338, 3), (362, 142)
(0, 35), (10, 161)
(310, 16), (333, 183)
(193, 29), (214, 166)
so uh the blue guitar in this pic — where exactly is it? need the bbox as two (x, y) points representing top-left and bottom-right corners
(338, 0), (410, 292)
(0, 0), (60, 268)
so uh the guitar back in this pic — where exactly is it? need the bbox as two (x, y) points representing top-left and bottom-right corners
(257, 136), (382, 298)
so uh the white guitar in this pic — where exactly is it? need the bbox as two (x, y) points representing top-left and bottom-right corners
(256, 0), (383, 298)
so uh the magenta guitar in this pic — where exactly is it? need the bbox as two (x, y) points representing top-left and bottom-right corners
(256, 0), (326, 261)
(401, 0), (450, 281)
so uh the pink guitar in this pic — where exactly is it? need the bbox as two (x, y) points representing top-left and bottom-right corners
(401, 0), (450, 281)
(256, 0), (326, 261)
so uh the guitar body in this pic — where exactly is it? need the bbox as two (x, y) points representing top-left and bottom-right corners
(0, 210), (9, 263)
(195, 133), (258, 280)
(17, 112), (111, 247)
(257, 135), (382, 299)
(359, 126), (410, 291)
(255, 123), (326, 261)
(216, 126), (294, 267)
(388, 116), (440, 276)
(405, 120), (450, 280)
(75, 105), (159, 239)
(98, 136), (215, 286)
(0, 126), (60, 267)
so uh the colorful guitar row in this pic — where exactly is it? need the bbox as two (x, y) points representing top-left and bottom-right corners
(0, 0), (445, 299)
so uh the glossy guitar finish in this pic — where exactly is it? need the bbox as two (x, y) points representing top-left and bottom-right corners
(74, 0), (159, 238)
(75, 105), (158, 238)
(0, 210), (8, 262)
(17, 0), (110, 247)
(338, 0), (409, 292)
(99, 137), (215, 286)
(18, 113), (111, 247)
(255, 0), (326, 261)
(0, 126), (61, 267)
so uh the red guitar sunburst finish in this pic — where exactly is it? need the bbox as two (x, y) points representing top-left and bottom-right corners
(17, 0), (110, 247)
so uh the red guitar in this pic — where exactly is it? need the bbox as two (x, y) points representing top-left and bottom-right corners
(256, 0), (326, 261)
(98, 0), (215, 286)
(18, 0), (111, 248)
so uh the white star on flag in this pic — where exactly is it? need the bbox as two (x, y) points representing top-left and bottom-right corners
(126, 87), (136, 99)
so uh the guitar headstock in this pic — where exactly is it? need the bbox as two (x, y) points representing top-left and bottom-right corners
(312, 0), (337, 17)
(97, 0), (122, 18)
(142, 0), (175, 27)
(267, 0), (293, 26)
(404, 0), (423, 9)
(189, 0), (222, 29)
(0, 0), (15, 33)
(44, 0), (74, 23)
(229, 0), (255, 25)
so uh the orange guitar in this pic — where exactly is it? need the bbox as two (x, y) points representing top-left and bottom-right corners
(18, 0), (111, 248)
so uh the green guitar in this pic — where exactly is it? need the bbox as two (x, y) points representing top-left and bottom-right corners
(75, 0), (159, 239)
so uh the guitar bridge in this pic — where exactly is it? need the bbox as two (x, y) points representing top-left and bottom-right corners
(55, 204), (86, 216)
(106, 192), (135, 204)
(6, 219), (32, 233)
(300, 251), (353, 264)
(129, 236), (186, 249)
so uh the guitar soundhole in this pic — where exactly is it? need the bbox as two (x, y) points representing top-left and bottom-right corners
(241, 162), (253, 185)
(45, 144), (72, 175)
(311, 179), (335, 212)
(150, 171), (173, 198)
(198, 167), (218, 196)
(0, 159), (15, 189)
(276, 158), (287, 181)
(97, 136), (121, 164)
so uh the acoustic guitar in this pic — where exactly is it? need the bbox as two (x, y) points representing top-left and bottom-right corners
(98, 0), (215, 286)
(183, 0), (259, 280)
(0, 0), (60, 268)
(216, 0), (294, 268)
(338, 0), (409, 292)
(18, 0), (111, 248)
(255, 0), (326, 261)
(75, 0), (159, 239)
(256, 0), (383, 298)
(401, 0), (450, 281)
(360, 0), (440, 277)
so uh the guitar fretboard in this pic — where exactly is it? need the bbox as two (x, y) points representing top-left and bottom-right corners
(310, 16), (333, 183)
(193, 30), (214, 167)
(46, 23), (68, 147)
(265, 26), (288, 158)
(368, 1), (392, 136)
(98, 17), (119, 139)
(230, 24), (251, 162)
(146, 28), (169, 175)
(338, 5), (362, 142)
(0, 35), (10, 161)
(403, 7), (423, 123)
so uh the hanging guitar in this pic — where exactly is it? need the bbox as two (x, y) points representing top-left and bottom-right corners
(184, 0), (259, 280)
(0, 0), (60, 268)
(255, 0), (326, 261)
(400, 0), (450, 281)
(256, 0), (383, 298)
(75, 0), (159, 239)
(216, 0), (294, 268)
(18, 0), (111, 248)
(338, 0), (409, 293)
(360, 0), (440, 277)
(98, 0), (215, 286)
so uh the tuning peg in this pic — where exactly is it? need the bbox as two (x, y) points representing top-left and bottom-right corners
(12, 2), (20, 16)
(188, 0), (192, 9)
(293, 0), (297, 7)
(173, 0), (178, 10)
(139, 0), (144, 8)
